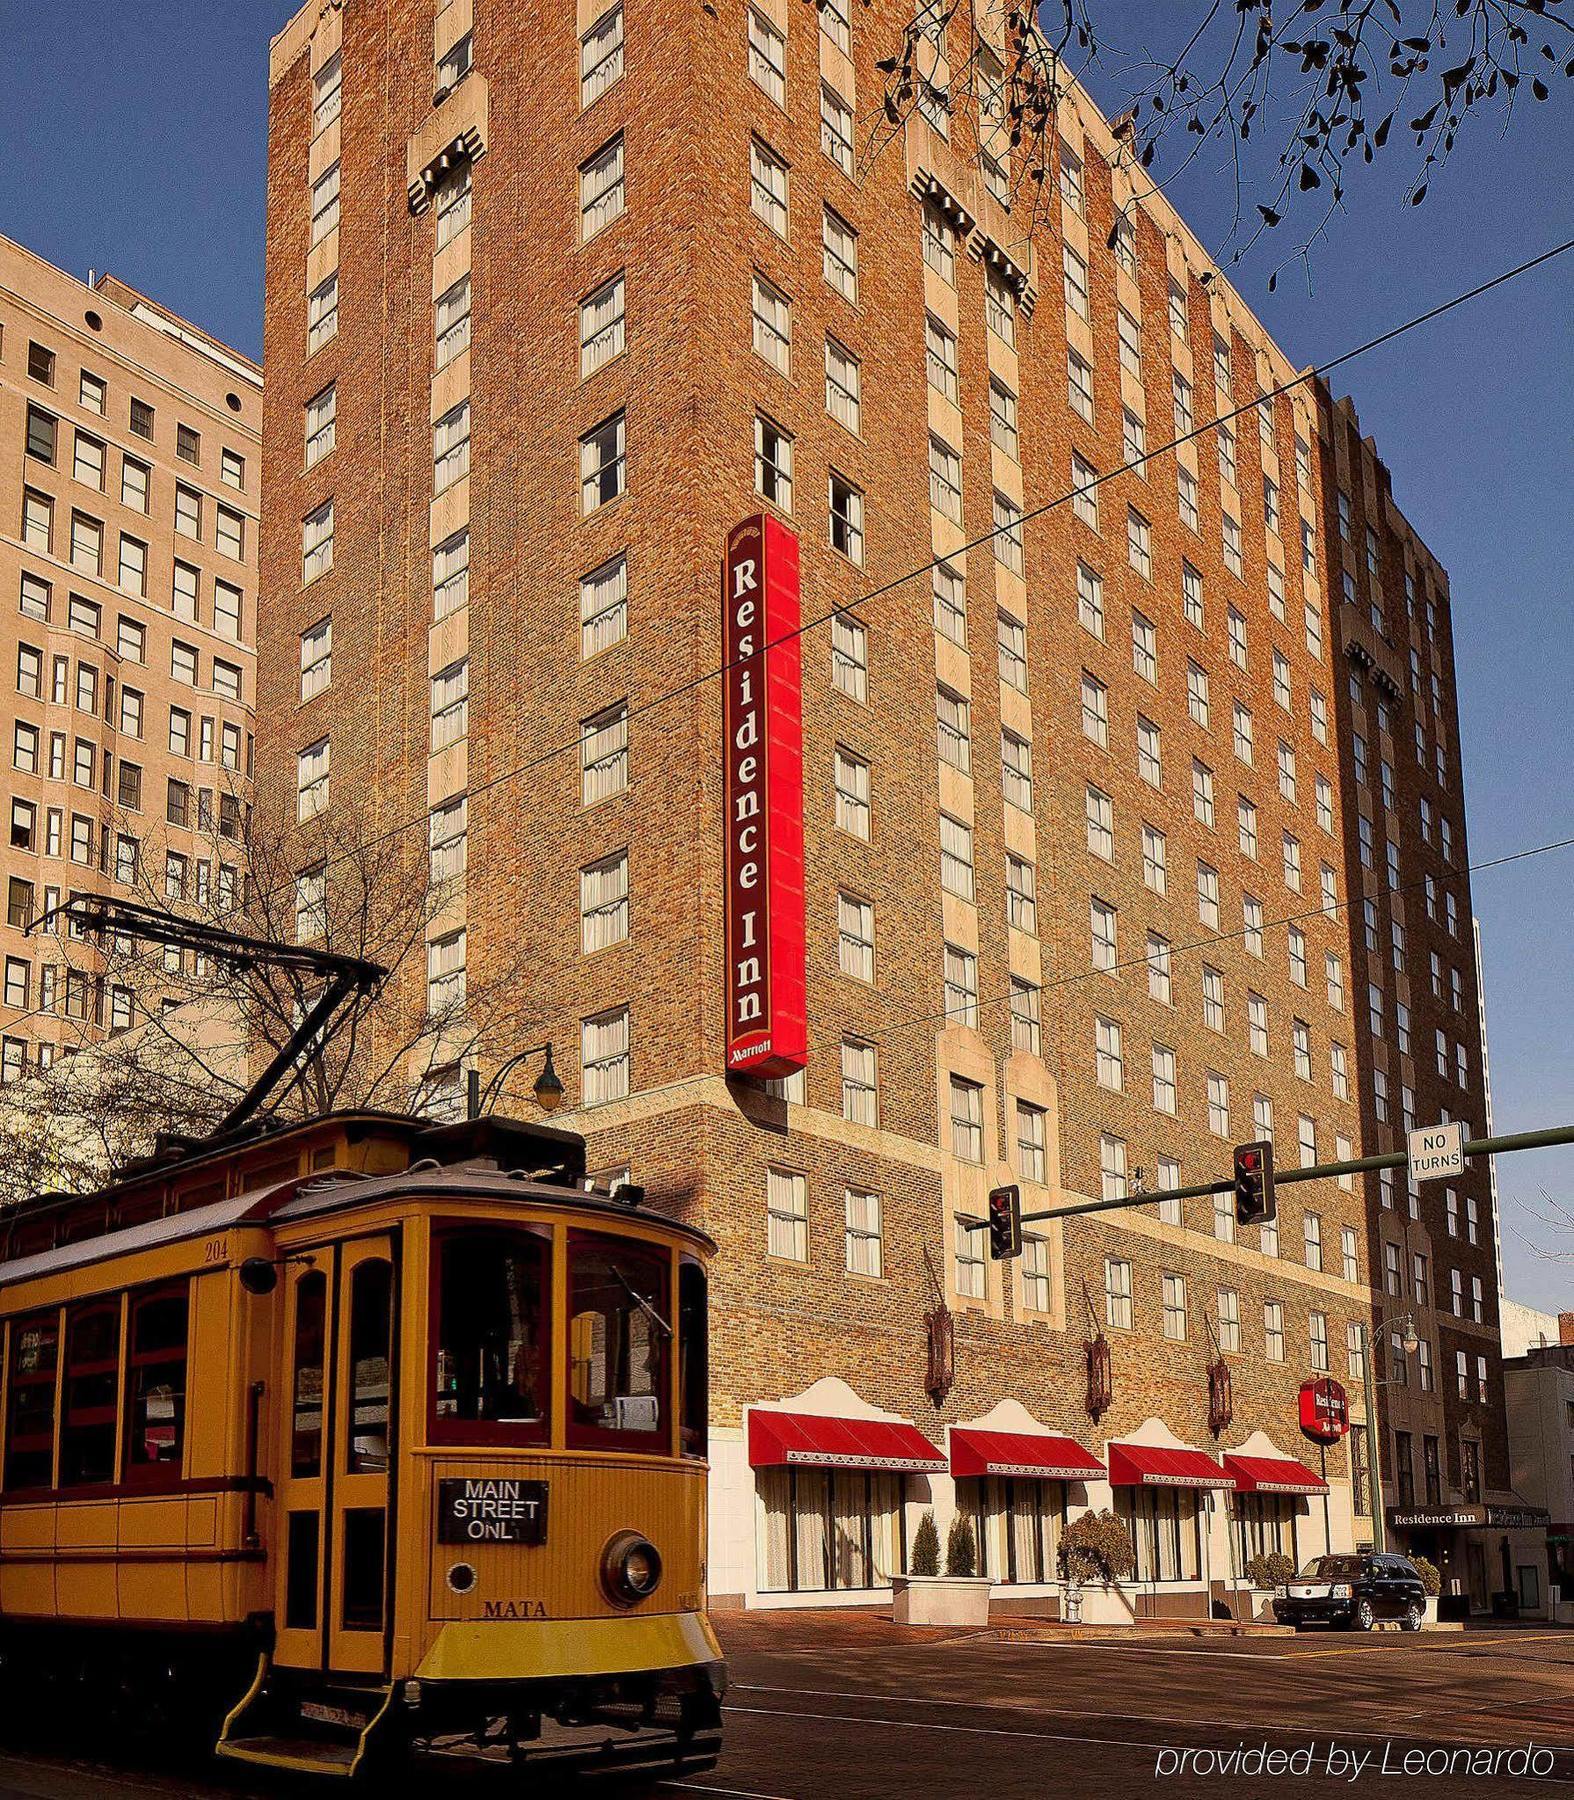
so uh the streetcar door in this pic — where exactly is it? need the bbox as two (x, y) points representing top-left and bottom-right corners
(271, 1237), (398, 1677)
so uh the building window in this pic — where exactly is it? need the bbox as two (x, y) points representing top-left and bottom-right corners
(580, 702), (629, 804)
(936, 684), (970, 773)
(581, 1005), (631, 1105)
(1017, 1103), (1047, 1184)
(308, 273), (339, 353)
(579, 552), (627, 658)
(297, 738), (330, 821)
(437, 274), (474, 371)
(1086, 785), (1114, 860)
(988, 379), (1019, 460)
(754, 415), (793, 509)
(434, 529), (470, 621)
(313, 49), (342, 131)
(825, 338), (860, 432)
(1002, 729), (1033, 811)
(434, 35), (476, 100)
(1161, 1274), (1188, 1342)
(429, 796), (467, 884)
(939, 813), (974, 899)
(750, 138), (789, 236)
(837, 891), (874, 982)
(834, 747), (870, 839)
(300, 617), (332, 701)
(845, 1188), (882, 1278)
(310, 161), (341, 247)
(840, 1038), (877, 1127)
(302, 500), (334, 584)
(997, 611), (1027, 691)
(820, 84), (854, 176)
(434, 400), (471, 494)
(943, 943), (978, 1028)
(1009, 978), (1041, 1055)
(1067, 348), (1094, 422)
(993, 491), (1023, 574)
(430, 659), (470, 751)
(829, 473), (863, 563)
(831, 611), (866, 699)
(954, 1210), (985, 1298)
(752, 274), (791, 373)
(949, 1076), (983, 1164)
(921, 203), (955, 283)
(580, 3), (624, 106)
(580, 849), (630, 952)
(928, 435), (962, 523)
(747, 8), (787, 105)
(1006, 855), (1037, 934)
(823, 206), (858, 299)
(1095, 1016), (1123, 1091)
(1152, 1044), (1177, 1116)
(305, 384), (336, 468)
(1062, 245), (1089, 320)
(581, 136), (625, 239)
(1105, 1257), (1133, 1329)
(580, 411), (626, 512)
(435, 165), (472, 250)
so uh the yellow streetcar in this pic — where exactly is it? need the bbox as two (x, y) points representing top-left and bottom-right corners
(0, 1109), (723, 1780)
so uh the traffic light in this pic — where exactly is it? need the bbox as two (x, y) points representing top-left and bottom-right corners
(987, 1184), (1022, 1261)
(1233, 1139), (1276, 1229)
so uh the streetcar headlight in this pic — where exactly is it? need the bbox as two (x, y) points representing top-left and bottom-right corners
(601, 1530), (663, 1607)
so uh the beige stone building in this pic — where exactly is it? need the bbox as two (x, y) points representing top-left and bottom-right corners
(0, 236), (260, 1078)
(257, 0), (1508, 1615)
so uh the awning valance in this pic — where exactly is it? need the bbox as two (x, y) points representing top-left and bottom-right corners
(748, 1410), (947, 1474)
(1107, 1442), (1235, 1489)
(950, 1428), (1103, 1482)
(1224, 1452), (1328, 1495)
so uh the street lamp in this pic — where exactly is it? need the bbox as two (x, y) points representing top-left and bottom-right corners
(466, 1043), (564, 1120)
(1356, 1307), (1423, 1551)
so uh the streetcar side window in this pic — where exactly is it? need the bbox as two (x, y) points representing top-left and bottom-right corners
(59, 1299), (121, 1487)
(566, 1231), (671, 1453)
(124, 1283), (188, 1485)
(4, 1311), (60, 1490)
(679, 1258), (708, 1461)
(347, 1259), (393, 1475)
(291, 1270), (328, 1479)
(432, 1227), (551, 1445)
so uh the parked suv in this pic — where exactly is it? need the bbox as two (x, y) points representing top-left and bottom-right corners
(1272, 1553), (1427, 1631)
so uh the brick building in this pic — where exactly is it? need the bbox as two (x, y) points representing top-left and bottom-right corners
(0, 237), (260, 1078)
(259, 0), (1509, 1614)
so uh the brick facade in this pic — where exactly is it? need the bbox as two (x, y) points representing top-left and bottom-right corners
(258, 0), (1508, 1609)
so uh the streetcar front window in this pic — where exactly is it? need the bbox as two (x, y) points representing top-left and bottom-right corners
(432, 1227), (551, 1444)
(567, 1231), (670, 1452)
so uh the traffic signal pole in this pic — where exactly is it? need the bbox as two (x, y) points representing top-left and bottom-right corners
(965, 1122), (1574, 1229)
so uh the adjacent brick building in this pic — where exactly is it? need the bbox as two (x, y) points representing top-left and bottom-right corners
(259, 0), (1509, 1613)
(0, 236), (259, 1076)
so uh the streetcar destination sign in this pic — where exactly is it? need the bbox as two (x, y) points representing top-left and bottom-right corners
(437, 1478), (549, 1545)
(1408, 1120), (1466, 1185)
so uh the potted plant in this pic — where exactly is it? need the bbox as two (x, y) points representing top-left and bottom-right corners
(1058, 1509), (1137, 1625)
(1242, 1551), (1296, 1620)
(892, 1510), (994, 1627)
(1411, 1555), (1442, 1624)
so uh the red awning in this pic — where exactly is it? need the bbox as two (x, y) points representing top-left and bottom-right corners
(950, 1428), (1104, 1482)
(1224, 1452), (1328, 1495)
(748, 1410), (947, 1473)
(1106, 1442), (1235, 1489)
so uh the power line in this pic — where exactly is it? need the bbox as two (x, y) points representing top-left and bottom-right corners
(3, 232), (1571, 1037)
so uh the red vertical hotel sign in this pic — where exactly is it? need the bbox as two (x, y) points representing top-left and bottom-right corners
(723, 515), (808, 1078)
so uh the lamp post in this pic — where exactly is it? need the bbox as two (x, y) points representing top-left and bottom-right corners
(466, 1043), (564, 1120)
(1358, 1308), (1422, 1552)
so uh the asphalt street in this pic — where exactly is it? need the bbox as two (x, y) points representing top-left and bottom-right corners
(0, 1616), (1570, 1798)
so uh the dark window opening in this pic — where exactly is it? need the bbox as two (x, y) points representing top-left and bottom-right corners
(432, 1227), (550, 1444)
(291, 1270), (327, 1479)
(285, 1510), (320, 1630)
(679, 1258), (708, 1460)
(341, 1507), (386, 1631)
(60, 1300), (119, 1486)
(4, 1312), (59, 1490)
(346, 1259), (392, 1475)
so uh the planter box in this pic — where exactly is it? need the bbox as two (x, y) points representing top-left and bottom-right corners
(892, 1575), (993, 1628)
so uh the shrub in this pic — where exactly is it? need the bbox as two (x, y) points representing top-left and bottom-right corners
(1244, 1551), (1296, 1588)
(945, 1514), (977, 1578)
(1058, 1509), (1137, 1585)
(910, 1511), (940, 1577)
(1411, 1555), (1442, 1597)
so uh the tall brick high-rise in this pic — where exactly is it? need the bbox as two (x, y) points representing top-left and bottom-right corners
(259, 0), (1519, 1613)
(0, 237), (260, 1080)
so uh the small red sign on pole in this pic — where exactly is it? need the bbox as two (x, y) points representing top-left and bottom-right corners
(1299, 1376), (1351, 1444)
(722, 515), (807, 1080)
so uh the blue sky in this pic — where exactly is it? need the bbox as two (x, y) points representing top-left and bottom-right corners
(1, 3), (1569, 1309)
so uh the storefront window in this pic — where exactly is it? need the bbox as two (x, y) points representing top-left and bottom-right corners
(758, 1467), (903, 1593)
(1116, 1487), (1204, 1581)
(567, 1231), (670, 1451)
(1236, 1493), (1300, 1566)
(433, 1227), (550, 1444)
(960, 1476), (1066, 1583)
